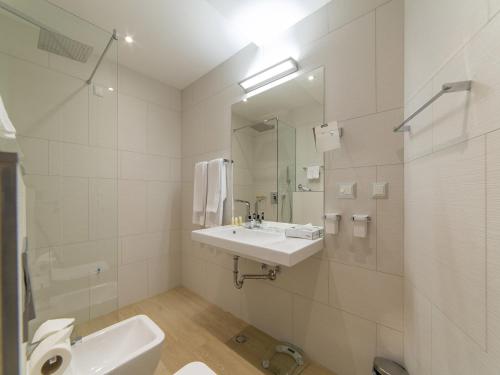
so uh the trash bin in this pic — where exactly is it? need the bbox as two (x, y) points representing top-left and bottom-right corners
(373, 357), (409, 375)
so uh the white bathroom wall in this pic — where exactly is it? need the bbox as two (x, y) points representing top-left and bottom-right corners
(0, 10), (182, 330)
(181, 0), (404, 374)
(404, 1), (500, 374)
(116, 65), (182, 307)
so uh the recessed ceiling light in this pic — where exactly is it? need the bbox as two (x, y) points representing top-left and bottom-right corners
(124, 35), (134, 44)
(243, 98), (248, 102)
(308, 75), (315, 81)
(108, 87), (115, 92)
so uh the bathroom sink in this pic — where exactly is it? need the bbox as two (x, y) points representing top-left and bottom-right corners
(191, 223), (324, 267)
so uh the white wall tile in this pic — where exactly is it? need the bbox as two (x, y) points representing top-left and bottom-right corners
(404, 81), (434, 161)
(181, 253), (206, 297)
(326, 109), (404, 168)
(241, 282), (293, 342)
(404, 282), (432, 375)
(146, 104), (181, 157)
(147, 253), (181, 297)
(376, 164), (403, 275)
(328, 0), (390, 31)
(204, 262), (242, 318)
(90, 88), (117, 148)
(405, 137), (486, 347)
(376, 0), (404, 111)
(89, 178), (117, 240)
(147, 182), (178, 232)
(486, 130), (500, 359)
(376, 325), (403, 364)
(325, 13), (377, 121)
(273, 257), (329, 305)
(17, 136), (49, 175)
(61, 177), (89, 244)
(60, 87), (89, 144)
(431, 307), (495, 375)
(118, 261), (148, 307)
(405, 0), (489, 99)
(24, 175), (61, 249)
(50, 142), (117, 178)
(330, 262), (403, 330)
(118, 93), (147, 152)
(293, 295), (377, 375)
(118, 180), (147, 236)
(491, 0), (500, 18)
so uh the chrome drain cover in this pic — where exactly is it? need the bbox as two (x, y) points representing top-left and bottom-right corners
(234, 334), (248, 344)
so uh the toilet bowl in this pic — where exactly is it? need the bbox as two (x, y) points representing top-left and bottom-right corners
(64, 315), (164, 375)
(174, 362), (217, 375)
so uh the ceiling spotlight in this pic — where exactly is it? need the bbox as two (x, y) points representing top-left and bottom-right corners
(108, 87), (115, 92)
(243, 98), (248, 102)
(308, 75), (315, 81)
(239, 58), (298, 93)
(124, 35), (134, 44)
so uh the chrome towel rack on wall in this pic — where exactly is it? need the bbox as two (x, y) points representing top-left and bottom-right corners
(394, 80), (472, 133)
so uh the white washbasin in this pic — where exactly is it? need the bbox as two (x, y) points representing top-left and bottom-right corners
(64, 315), (164, 375)
(191, 223), (323, 267)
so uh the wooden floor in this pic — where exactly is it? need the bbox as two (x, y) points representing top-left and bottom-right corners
(76, 287), (336, 375)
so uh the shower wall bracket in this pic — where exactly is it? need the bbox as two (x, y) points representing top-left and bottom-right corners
(233, 256), (280, 289)
(86, 29), (118, 85)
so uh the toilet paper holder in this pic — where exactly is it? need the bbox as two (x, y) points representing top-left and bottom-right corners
(351, 215), (371, 222)
(324, 213), (341, 221)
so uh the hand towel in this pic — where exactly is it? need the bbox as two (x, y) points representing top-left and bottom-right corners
(205, 158), (227, 227)
(192, 161), (208, 226)
(306, 166), (320, 180)
(0, 95), (16, 139)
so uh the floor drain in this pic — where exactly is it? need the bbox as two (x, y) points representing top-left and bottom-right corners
(234, 334), (248, 344)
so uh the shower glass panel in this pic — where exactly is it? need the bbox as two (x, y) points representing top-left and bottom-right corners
(0, 0), (119, 340)
(277, 120), (296, 223)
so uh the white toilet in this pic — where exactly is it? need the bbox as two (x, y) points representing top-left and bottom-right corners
(64, 315), (164, 375)
(174, 362), (217, 375)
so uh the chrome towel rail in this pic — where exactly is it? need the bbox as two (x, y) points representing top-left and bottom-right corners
(394, 81), (472, 133)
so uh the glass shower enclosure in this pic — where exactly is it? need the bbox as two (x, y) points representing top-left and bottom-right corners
(0, 0), (119, 346)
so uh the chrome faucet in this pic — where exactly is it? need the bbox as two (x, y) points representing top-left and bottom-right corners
(234, 199), (251, 218)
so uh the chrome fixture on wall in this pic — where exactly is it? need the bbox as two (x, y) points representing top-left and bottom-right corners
(232, 256), (280, 289)
(394, 80), (472, 132)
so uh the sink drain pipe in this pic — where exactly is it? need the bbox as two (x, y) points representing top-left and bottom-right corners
(233, 256), (280, 289)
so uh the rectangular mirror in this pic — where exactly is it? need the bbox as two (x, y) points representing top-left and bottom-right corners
(231, 67), (324, 226)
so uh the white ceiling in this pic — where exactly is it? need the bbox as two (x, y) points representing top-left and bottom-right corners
(47, 0), (251, 89)
(47, 0), (330, 89)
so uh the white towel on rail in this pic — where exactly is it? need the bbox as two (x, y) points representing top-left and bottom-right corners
(0, 95), (16, 139)
(205, 158), (226, 227)
(192, 161), (208, 226)
(307, 166), (320, 180)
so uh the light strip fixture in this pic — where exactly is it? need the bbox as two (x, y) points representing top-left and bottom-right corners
(239, 58), (299, 93)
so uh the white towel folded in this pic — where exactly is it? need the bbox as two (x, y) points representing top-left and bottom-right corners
(205, 158), (227, 227)
(307, 166), (320, 180)
(192, 161), (208, 226)
(0, 95), (16, 139)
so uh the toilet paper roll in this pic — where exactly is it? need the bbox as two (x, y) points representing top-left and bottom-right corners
(324, 213), (340, 235)
(29, 326), (73, 375)
(353, 220), (368, 238)
(32, 318), (75, 343)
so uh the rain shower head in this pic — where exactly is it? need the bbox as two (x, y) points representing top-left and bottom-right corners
(250, 121), (275, 132)
(38, 28), (93, 63)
